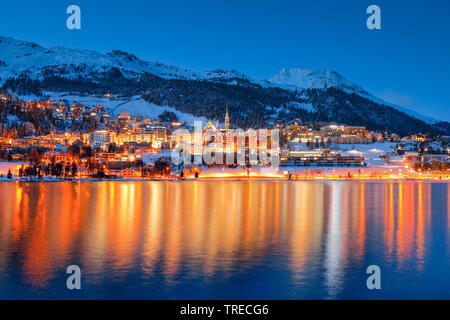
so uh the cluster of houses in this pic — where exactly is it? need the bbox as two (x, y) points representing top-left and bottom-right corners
(0, 95), (179, 176)
(398, 135), (450, 172)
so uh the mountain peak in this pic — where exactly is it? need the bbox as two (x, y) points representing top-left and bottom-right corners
(268, 67), (367, 95)
(107, 50), (141, 62)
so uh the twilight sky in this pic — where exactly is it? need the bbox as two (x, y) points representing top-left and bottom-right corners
(0, 0), (449, 121)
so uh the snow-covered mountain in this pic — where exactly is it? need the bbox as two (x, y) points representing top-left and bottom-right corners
(0, 35), (257, 83)
(0, 35), (440, 126)
(0, 36), (364, 91)
(266, 67), (437, 124)
(267, 68), (368, 95)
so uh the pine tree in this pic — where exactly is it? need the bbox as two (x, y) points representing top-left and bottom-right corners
(71, 162), (78, 177)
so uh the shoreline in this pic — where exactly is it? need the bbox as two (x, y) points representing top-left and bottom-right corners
(1, 176), (449, 183)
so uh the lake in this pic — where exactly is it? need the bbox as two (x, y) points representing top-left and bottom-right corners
(0, 180), (449, 299)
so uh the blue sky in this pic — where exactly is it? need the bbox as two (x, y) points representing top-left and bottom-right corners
(0, 0), (449, 121)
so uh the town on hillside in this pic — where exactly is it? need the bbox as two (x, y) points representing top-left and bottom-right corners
(1, 91), (450, 180)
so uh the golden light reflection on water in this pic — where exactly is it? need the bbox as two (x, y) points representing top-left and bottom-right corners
(0, 180), (448, 296)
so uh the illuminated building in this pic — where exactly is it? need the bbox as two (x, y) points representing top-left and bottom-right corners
(89, 130), (115, 147)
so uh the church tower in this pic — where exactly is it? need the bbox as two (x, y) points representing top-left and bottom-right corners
(225, 104), (230, 130)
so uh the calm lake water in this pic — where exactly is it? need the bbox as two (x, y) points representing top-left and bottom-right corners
(0, 180), (449, 299)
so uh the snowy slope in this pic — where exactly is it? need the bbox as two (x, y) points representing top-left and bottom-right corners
(22, 91), (208, 124)
(268, 67), (437, 124)
(111, 98), (208, 124)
